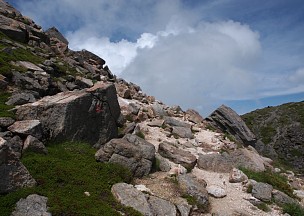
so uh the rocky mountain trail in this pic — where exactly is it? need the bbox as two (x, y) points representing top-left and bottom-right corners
(1, 0), (304, 215)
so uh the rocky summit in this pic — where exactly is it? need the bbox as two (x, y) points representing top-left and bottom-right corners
(1, 1), (304, 215)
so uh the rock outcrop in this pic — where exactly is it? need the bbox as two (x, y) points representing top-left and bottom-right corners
(207, 105), (256, 146)
(16, 82), (121, 147)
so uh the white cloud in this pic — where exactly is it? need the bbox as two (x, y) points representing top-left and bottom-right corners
(12, 0), (304, 115)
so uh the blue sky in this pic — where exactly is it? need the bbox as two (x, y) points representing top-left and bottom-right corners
(8, 0), (304, 116)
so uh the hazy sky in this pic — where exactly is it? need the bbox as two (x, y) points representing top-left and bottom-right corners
(8, 0), (304, 116)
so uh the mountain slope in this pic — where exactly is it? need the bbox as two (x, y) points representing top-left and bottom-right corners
(242, 101), (304, 172)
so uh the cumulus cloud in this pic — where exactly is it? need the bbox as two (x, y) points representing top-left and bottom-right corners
(11, 0), (304, 115)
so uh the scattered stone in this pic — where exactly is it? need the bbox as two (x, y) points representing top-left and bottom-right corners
(294, 190), (304, 199)
(23, 135), (47, 154)
(272, 189), (295, 205)
(5, 92), (36, 105)
(151, 102), (167, 117)
(148, 119), (164, 127)
(6, 135), (23, 158)
(0, 138), (36, 194)
(135, 184), (153, 194)
(178, 174), (209, 212)
(175, 198), (192, 216)
(207, 105), (256, 146)
(197, 147), (267, 173)
(11, 194), (50, 216)
(186, 109), (204, 124)
(8, 120), (43, 140)
(155, 153), (171, 172)
(252, 182), (273, 202)
(111, 183), (152, 216)
(172, 126), (194, 139)
(229, 168), (248, 183)
(206, 185), (227, 198)
(95, 134), (155, 177)
(16, 61), (44, 72)
(158, 141), (197, 171)
(75, 76), (93, 88)
(148, 195), (177, 216)
(0, 117), (15, 128)
(164, 116), (191, 128)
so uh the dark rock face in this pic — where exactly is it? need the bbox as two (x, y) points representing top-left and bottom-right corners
(95, 134), (155, 177)
(15, 82), (121, 147)
(0, 138), (36, 194)
(207, 105), (256, 146)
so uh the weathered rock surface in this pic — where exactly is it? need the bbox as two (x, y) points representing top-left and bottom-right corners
(252, 182), (273, 202)
(172, 126), (194, 139)
(206, 185), (227, 198)
(5, 135), (23, 158)
(0, 117), (15, 128)
(0, 138), (36, 194)
(272, 189), (295, 206)
(23, 135), (47, 154)
(178, 174), (209, 212)
(95, 134), (155, 177)
(207, 105), (256, 146)
(186, 109), (204, 124)
(148, 195), (177, 216)
(11, 194), (51, 216)
(197, 147), (267, 172)
(158, 141), (197, 171)
(5, 92), (36, 106)
(8, 120), (43, 140)
(16, 82), (121, 147)
(111, 183), (152, 216)
(164, 116), (191, 128)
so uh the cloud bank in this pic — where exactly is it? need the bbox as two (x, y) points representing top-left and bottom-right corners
(11, 0), (304, 115)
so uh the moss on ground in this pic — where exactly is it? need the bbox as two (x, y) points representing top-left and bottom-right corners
(0, 92), (15, 118)
(0, 141), (142, 216)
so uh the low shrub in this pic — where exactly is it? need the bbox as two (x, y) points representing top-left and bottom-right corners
(282, 203), (304, 216)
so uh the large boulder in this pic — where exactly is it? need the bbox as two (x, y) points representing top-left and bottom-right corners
(148, 195), (177, 216)
(207, 105), (256, 146)
(95, 134), (155, 177)
(11, 194), (51, 216)
(252, 182), (273, 202)
(8, 120), (43, 140)
(158, 141), (197, 171)
(197, 147), (267, 172)
(0, 138), (36, 194)
(15, 82), (121, 147)
(111, 183), (152, 216)
(178, 174), (209, 212)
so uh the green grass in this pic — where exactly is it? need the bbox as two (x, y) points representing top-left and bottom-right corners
(256, 203), (271, 212)
(135, 131), (145, 140)
(240, 168), (294, 198)
(0, 92), (15, 118)
(283, 203), (304, 216)
(0, 141), (142, 216)
(260, 126), (276, 144)
(0, 38), (45, 77)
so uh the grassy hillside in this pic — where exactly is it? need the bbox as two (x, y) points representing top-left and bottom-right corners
(242, 101), (304, 172)
(0, 141), (141, 216)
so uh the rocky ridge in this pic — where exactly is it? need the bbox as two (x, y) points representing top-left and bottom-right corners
(0, 0), (304, 215)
